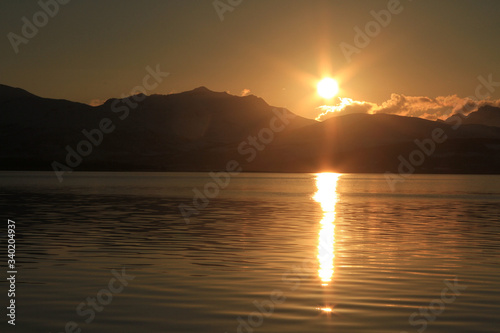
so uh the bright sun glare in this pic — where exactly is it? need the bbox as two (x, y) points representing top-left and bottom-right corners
(317, 78), (339, 99)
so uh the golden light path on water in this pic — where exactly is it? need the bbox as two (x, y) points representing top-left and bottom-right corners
(313, 173), (341, 287)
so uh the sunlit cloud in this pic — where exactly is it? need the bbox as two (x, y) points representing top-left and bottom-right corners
(241, 88), (251, 96)
(315, 94), (500, 121)
(315, 97), (375, 120)
(88, 99), (106, 107)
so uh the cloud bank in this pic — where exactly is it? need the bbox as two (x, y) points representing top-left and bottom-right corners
(316, 94), (500, 121)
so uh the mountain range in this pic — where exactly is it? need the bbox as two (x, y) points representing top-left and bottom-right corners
(1, 84), (500, 176)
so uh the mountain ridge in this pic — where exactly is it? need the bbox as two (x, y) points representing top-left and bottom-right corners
(1, 84), (500, 175)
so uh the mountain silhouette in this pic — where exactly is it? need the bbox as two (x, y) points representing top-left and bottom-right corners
(1, 84), (500, 175)
(445, 105), (500, 128)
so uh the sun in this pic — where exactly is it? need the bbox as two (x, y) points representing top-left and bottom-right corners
(317, 78), (339, 99)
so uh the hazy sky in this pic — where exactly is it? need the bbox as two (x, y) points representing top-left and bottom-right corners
(1, 0), (500, 119)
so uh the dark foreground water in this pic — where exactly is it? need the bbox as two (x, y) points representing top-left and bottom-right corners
(1, 172), (499, 333)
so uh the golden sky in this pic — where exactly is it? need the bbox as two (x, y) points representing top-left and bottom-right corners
(1, 0), (499, 119)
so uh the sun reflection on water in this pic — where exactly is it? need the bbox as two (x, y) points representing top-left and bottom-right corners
(313, 173), (341, 286)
